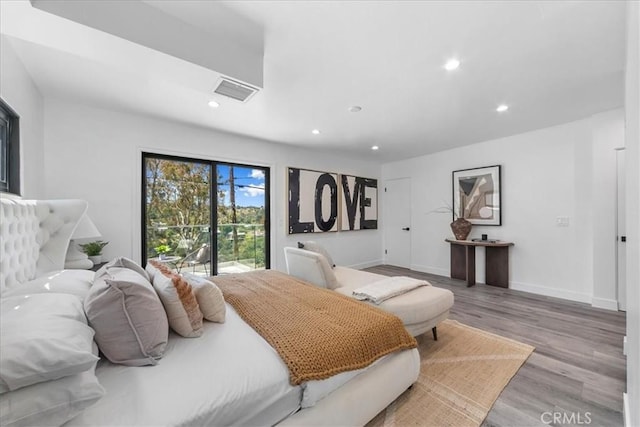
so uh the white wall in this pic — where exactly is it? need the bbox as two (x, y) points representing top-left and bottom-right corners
(591, 110), (626, 310)
(41, 99), (382, 272)
(0, 36), (44, 198)
(382, 110), (625, 306)
(624, 2), (640, 426)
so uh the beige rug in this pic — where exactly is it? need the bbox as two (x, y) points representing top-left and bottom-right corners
(367, 320), (534, 427)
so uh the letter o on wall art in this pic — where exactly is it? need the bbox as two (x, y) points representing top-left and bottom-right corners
(287, 167), (378, 234)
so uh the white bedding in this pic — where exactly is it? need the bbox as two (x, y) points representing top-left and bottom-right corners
(65, 304), (395, 426)
(65, 305), (301, 426)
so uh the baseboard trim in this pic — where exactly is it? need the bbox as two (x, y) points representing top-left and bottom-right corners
(373, 265), (597, 306)
(591, 297), (619, 311)
(410, 264), (449, 277)
(349, 259), (384, 270)
(510, 281), (592, 304)
(623, 392), (629, 427)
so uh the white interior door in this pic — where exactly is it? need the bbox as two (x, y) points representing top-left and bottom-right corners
(616, 149), (627, 311)
(384, 178), (411, 268)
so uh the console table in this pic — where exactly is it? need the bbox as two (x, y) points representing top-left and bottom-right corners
(445, 239), (514, 288)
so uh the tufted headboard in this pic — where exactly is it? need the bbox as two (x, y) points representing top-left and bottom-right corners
(0, 197), (87, 292)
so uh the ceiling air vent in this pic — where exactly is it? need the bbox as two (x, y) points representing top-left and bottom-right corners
(213, 77), (259, 102)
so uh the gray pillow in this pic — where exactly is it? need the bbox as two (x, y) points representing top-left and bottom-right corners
(84, 268), (168, 366)
(298, 241), (336, 268)
(94, 256), (150, 281)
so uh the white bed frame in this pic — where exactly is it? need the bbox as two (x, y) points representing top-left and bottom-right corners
(0, 197), (87, 292)
(280, 348), (419, 426)
(0, 197), (419, 426)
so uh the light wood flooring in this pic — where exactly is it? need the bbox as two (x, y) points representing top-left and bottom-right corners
(364, 265), (627, 427)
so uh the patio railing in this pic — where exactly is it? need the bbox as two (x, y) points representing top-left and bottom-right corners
(146, 223), (266, 274)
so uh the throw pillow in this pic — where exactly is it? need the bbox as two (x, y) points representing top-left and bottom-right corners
(0, 294), (98, 393)
(151, 263), (204, 337)
(84, 267), (169, 366)
(0, 364), (104, 427)
(182, 273), (226, 323)
(95, 256), (149, 281)
(298, 241), (336, 268)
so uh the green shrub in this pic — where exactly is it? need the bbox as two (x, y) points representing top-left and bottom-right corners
(79, 240), (109, 256)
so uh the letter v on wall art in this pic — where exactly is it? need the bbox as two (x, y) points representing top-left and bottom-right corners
(340, 174), (378, 231)
(287, 167), (378, 234)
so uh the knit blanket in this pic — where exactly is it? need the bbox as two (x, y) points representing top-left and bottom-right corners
(214, 270), (417, 385)
(352, 276), (429, 305)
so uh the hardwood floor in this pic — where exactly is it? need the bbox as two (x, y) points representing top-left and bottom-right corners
(364, 265), (627, 427)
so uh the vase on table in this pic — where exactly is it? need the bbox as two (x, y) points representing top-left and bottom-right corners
(450, 218), (472, 240)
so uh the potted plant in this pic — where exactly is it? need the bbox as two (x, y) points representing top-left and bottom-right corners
(79, 240), (109, 265)
(154, 244), (172, 260)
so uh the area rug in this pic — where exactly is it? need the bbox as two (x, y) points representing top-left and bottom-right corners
(367, 319), (535, 427)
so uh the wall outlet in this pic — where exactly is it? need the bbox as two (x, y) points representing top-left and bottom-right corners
(556, 216), (570, 227)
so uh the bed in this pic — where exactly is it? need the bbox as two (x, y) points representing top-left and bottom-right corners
(0, 197), (420, 426)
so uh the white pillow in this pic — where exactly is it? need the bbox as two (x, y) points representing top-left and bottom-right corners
(298, 241), (336, 268)
(152, 269), (204, 337)
(0, 363), (104, 427)
(183, 274), (226, 323)
(145, 261), (159, 282)
(1, 270), (94, 300)
(0, 294), (99, 393)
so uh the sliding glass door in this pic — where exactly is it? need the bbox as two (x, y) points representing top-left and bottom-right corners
(142, 153), (269, 275)
(216, 164), (268, 273)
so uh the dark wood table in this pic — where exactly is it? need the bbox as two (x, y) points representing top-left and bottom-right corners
(90, 262), (107, 272)
(445, 239), (514, 288)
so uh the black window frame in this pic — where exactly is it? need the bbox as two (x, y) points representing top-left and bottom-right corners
(0, 98), (20, 195)
(141, 152), (271, 275)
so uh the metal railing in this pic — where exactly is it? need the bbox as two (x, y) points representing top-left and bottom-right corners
(146, 223), (266, 274)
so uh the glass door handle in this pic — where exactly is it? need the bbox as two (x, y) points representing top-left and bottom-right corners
(402, 227), (410, 231)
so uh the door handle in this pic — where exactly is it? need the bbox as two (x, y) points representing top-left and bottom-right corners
(402, 227), (410, 231)
(621, 236), (626, 242)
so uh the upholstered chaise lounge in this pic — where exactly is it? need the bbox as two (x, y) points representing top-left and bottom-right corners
(284, 246), (454, 338)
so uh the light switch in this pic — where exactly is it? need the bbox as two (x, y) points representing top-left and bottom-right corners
(556, 216), (570, 227)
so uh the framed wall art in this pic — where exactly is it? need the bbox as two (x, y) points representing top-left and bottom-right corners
(287, 167), (339, 234)
(452, 165), (501, 225)
(340, 175), (378, 231)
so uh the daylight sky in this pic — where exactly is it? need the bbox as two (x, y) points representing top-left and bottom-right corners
(218, 165), (266, 208)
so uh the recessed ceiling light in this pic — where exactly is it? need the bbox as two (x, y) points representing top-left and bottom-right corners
(444, 58), (460, 71)
(311, 129), (321, 135)
(371, 145), (379, 151)
(208, 100), (220, 108)
(349, 106), (362, 113)
(496, 104), (509, 112)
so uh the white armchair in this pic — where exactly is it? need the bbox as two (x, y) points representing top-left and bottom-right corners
(284, 246), (338, 289)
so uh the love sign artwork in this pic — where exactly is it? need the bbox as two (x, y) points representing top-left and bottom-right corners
(287, 167), (378, 234)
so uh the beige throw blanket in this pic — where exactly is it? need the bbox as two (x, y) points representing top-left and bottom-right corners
(214, 270), (417, 385)
(352, 276), (429, 305)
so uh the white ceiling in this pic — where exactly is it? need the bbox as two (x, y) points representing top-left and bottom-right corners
(0, 0), (627, 162)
